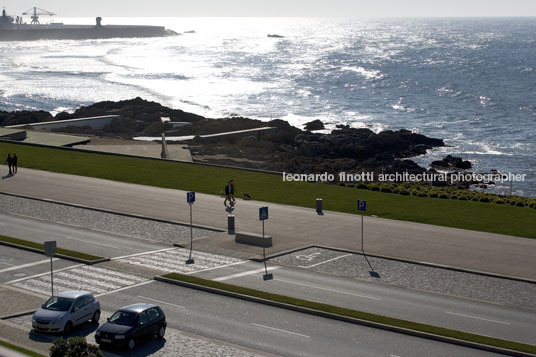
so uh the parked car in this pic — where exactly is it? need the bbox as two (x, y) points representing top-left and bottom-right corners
(32, 290), (100, 334)
(95, 303), (166, 350)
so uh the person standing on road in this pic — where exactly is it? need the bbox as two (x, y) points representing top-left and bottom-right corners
(12, 153), (18, 174)
(229, 179), (236, 203)
(5, 153), (12, 176)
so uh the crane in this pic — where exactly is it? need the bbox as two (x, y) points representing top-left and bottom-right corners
(22, 7), (55, 24)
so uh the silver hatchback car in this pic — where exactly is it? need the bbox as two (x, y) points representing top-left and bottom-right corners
(32, 290), (100, 334)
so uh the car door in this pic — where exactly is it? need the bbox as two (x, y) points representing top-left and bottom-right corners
(71, 297), (89, 326)
(136, 311), (150, 338)
(146, 308), (160, 335)
(84, 295), (97, 316)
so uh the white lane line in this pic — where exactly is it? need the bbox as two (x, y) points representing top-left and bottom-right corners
(62, 236), (121, 249)
(96, 280), (154, 297)
(5, 263), (84, 284)
(0, 258), (60, 274)
(298, 254), (352, 268)
(274, 277), (382, 301)
(112, 247), (178, 260)
(251, 323), (310, 338)
(186, 260), (249, 275)
(444, 311), (511, 325)
(214, 266), (281, 281)
(136, 295), (186, 309)
(0, 261), (16, 267)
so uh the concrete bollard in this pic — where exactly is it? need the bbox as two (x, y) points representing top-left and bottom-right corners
(228, 215), (235, 235)
(316, 198), (323, 213)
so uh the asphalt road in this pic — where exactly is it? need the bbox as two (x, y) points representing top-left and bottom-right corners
(1, 220), (534, 347)
(1, 178), (534, 355)
(0, 212), (174, 260)
(95, 280), (504, 357)
(194, 259), (536, 345)
(7, 279), (501, 357)
(1, 166), (536, 280)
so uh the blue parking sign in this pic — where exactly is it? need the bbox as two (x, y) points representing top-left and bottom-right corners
(357, 200), (366, 212)
(187, 192), (195, 204)
(259, 206), (269, 221)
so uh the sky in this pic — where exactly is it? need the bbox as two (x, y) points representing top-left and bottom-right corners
(2, 0), (536, 17)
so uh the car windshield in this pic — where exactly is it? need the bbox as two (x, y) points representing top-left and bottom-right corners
(42, 296), (74, 311)
(109, 310), (138, 326)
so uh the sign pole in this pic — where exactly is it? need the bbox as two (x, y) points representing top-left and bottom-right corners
(357, 200), (367, 254)
(44, 241), (56, 296)
(262, 220), (268, 275)
(186, 203), (194, 264)
(361, 214), (364, 254)
(50, 257), (54, 296)
(259, 206), (273, 280)
(186, 192), (195, 264)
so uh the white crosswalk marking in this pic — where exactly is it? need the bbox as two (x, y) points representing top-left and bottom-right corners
(11, 265), (147, 296)
(119, 248), (244, 273)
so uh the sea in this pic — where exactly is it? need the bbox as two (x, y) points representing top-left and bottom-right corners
(0, 17), (535, 197)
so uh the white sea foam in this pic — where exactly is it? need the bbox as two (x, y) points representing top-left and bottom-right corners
(341, 66), (384, 80)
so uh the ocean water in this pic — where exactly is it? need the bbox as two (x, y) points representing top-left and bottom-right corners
(0, 17), (535, 197)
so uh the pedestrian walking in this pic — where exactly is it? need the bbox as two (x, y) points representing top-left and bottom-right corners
(224, 181), (232, 206)
(12, 153), (18, 174)
(5, 153), (12, 176)
(229, 179), (236, 203)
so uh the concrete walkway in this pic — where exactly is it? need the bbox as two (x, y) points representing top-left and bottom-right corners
(1, 166), (535, 280)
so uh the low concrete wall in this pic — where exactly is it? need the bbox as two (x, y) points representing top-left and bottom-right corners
(7, 115), (119, 130)
(235, 231), (272, 247)
(0, 128), (27, 140)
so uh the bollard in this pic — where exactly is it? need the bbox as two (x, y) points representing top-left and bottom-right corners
(228, 215), (235, 235)
(316, 198), (323, 213)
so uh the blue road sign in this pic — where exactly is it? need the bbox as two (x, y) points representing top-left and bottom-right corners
(357, 200), (367, 212)
(187, 191), (195, 204)
(259, 206), (269, 221)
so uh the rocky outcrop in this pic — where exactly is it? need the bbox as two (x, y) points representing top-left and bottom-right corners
(431, 155), (472, 170)
(0, 110), (53, 126)
(191, 121), (445, 178)
(1, 97), (448, 180)
(304, 119), (325, 131)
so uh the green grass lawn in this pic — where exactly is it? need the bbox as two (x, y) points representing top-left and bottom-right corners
(0, 340), (44, 357)
(2, 142), (535, 238)
(0, 235), (104, 262)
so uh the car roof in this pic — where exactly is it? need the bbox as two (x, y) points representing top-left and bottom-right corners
(55, 290), (93, 299)
(119, 303), (158, 313)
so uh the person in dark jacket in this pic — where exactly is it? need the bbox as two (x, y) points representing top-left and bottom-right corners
(12, 153), (18, 174)
(224, 181), (231, 206)
(229, 179), (235, 203)
(5, 153), (12, 175)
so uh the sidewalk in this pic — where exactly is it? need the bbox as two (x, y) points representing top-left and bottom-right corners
(1, 166), (536, 280)
(0, 285), (49, 356)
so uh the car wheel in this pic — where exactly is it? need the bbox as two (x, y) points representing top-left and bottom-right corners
(127, 338), (135, 351)
(157, 325), (166, 338)
(63, 321), (73, 335)
(91, 310), (101, 323)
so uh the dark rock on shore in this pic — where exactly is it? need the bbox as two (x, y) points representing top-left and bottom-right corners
(58, 97), (205, 123)
(431, 155), (472, 170)
(1, 97), (447, 180)
(0, 110), (53, 126)
(304, 119), (325, 131)
(190, 119), (445, 178)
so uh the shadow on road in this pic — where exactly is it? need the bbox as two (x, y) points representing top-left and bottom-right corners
(29, 321), (99, 342)
(99, 337), (166, 356)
